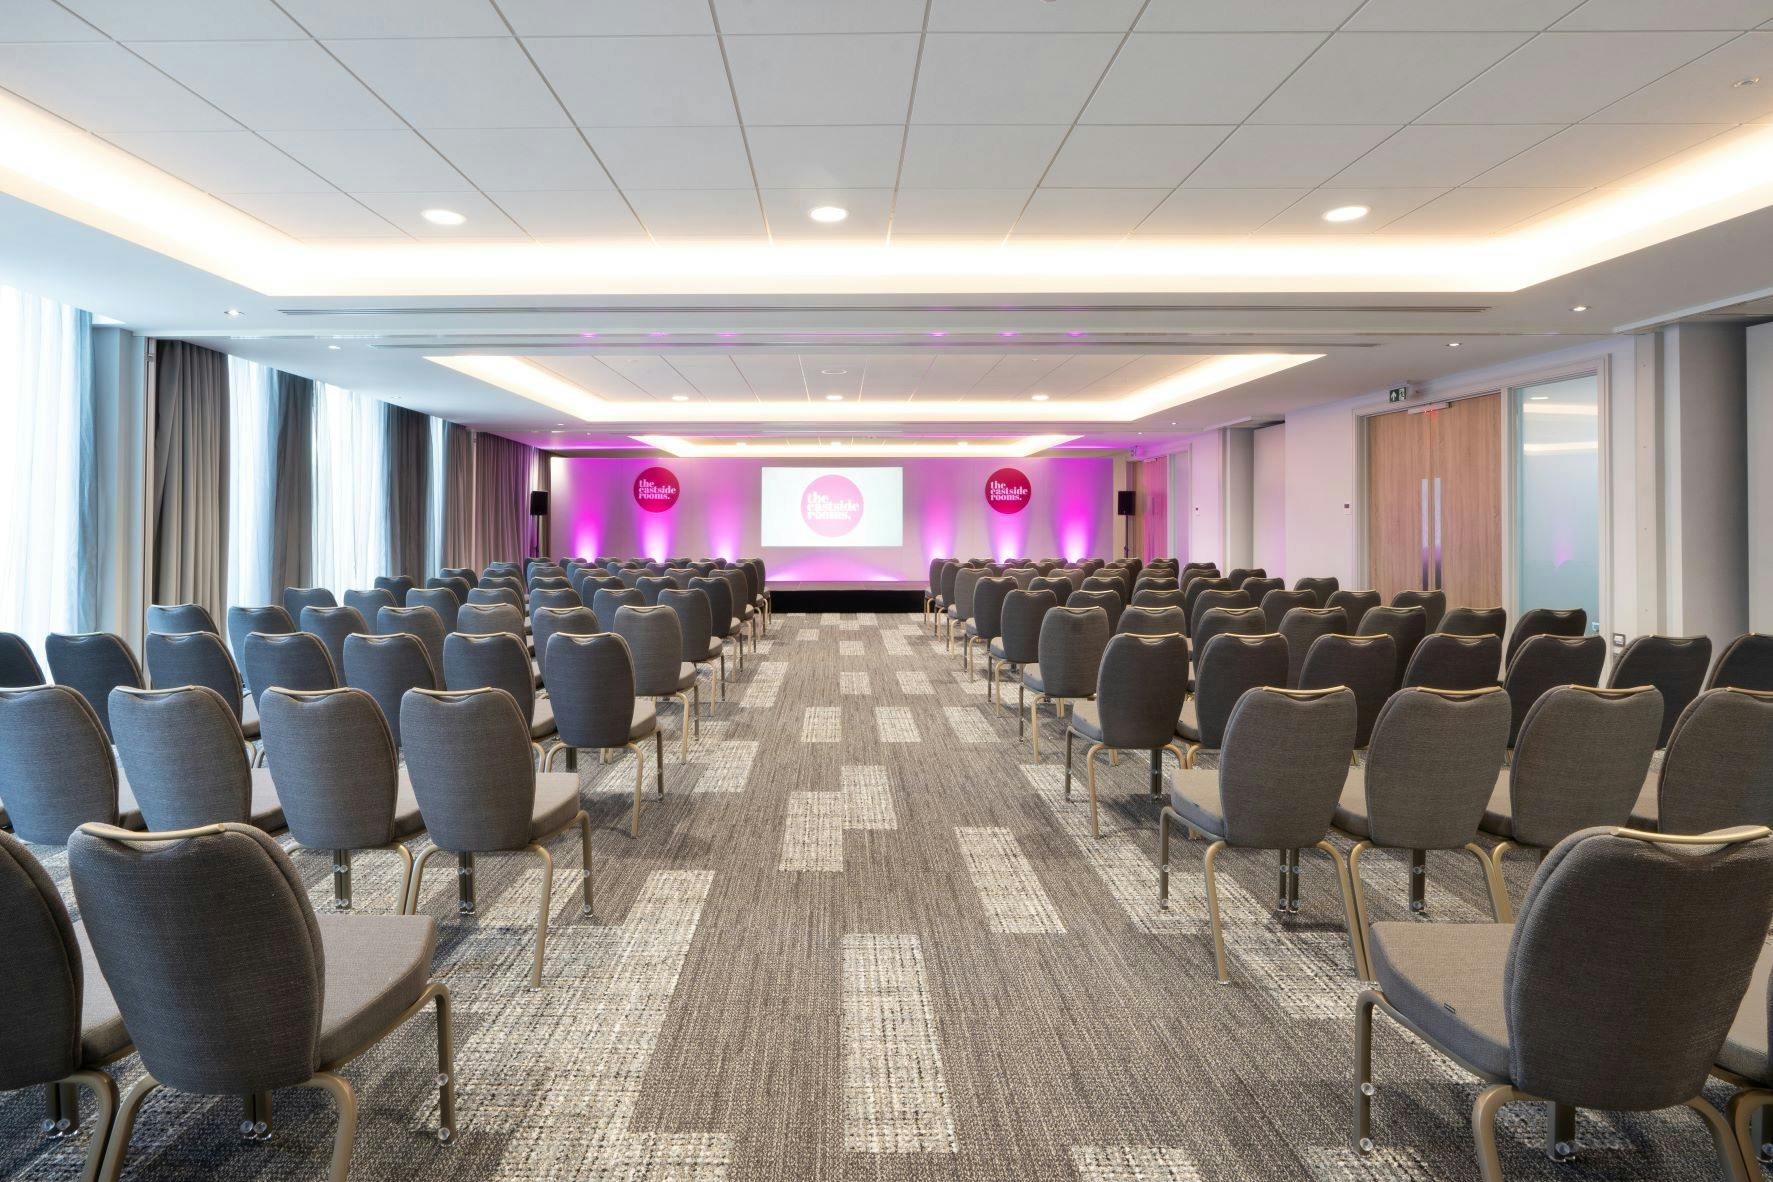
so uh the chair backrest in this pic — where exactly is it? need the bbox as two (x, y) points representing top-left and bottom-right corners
(613, 604), (684, 698)
(1439, 605), (1507, 639)
(300, 604), (368, 675)
(1505, 607), (1588, 667)
(342, 588), (396, 619)
(241, 631), (337, 713)
(281, 586), (336, 621)
(1390, 589), (1446, 632)
(1093, 632), (1191, 750)
(481, 575), (525, 601)
(635, 576), (672, 605)
(658, 588), (714, 662)
(0, 631), (45, 687)
(0, 685), (123, 843)
(443, 631), (535, 724)
(1116, 605), (1185, 637)
(1183, 577), (1236, 628)
(1293, 576), (1339, 607)
(1707, 633), (1773, 692)
(1275, 607), (1348, 688)
(1504, 825), (1773, 1110)
(1189, 589), (1253, 640)
(0, 829), (83, 1089)
(1131, 587), (1185, 612)
(146, 603), (219, 635)
(926, 557), (945, 594)
(1065, 588), (1121, 635)
(109, 686), (253, 829)
(257, 688), (399, 850)
(225, 605), (294, 693)
(342, 632), (438, 747)
(1030, 576), (1073, 606)
(547, 633), (640, 750)
(1402, 632), (1501, 692)
(145, 630), (245, 721)
(406, 586), (460, 634)
(593, 587), (647, 628)
(377, 605), (446, 674)
(532, 606), (599, 682)
(1362, 687), (1511, 848)
(971, 577), (1014, 643)
(1509, 684), (1662, 848)
(1607, 634), (1713, 748)
(1503, 634), (1607, 745)
(1057, 567), (1088, 591)
(1033, 606), (1111, 699)
(456, 602), (525, 639)
(1298, 632), (1396, 748)
(400, 689), (538, 852)
(1180, 568), (1219, 594)
(1355, 604), (1427, 690)
(1003, 567), (1036, 590)
(1080, 575), (1124, 604)
(45, 631), (144, 741)
(1192, 633), (1289, 750)
(68, 822), (326, 1094)
(1134, 576), (1179, 595)
(1239, 576), (1283, 604)
(439, 567), (478, 590)
(1258, 588), (1315, 631)
(997, 589), (1054, 664)
(466, 585), (522, 611)
(689, 576), (735, 636)
(1192, 606), (1264, 662)
(739, 560), (761, 603)
(953, 567), (985, 618)
(937, 560), (961, 605)
(715, 568), (750, 619)
(1216, 686), (1356, 848)
(373, 574), (416, 602)
(1653, 688), (1773, 834)
(530, 587), (581, 613)
(528, 575), (570, 593)
(1325, 588), (1380, 631)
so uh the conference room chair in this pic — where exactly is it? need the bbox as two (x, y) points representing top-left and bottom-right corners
(1258, 588), (1314, 632)
(642, 562), (669, 578)
(1239, 576), (1283, 604)
(0, 685), (142, 843)
(688, 576), (741, 684)
(1504, 606), (1589, 667)
(1159, 685), (1363, 984)
(109, 685), (285, 832)
(481, 575), (526, 603)
(573, 570), (620, 599)
(946, 567), (986, 652)
(439, 565), (478, 589)
(1608, 634), (1713, 748)
(373, 574), (417, 603)
(1355, 824), (1772, 1181)
(1182, 577), (1236, 631)
(992, 588), (1054, 728)
(1277, 607), (1348, 689)
(1066, 632), (1190, 839)
(1180, 567), (1219, 594)
(281, 586), (336, 622)
(1336, 687), (1512, 955)
(1067, 588), (1122, 636)
(1293, 576), (1339, 607)
(715, 567), (757, 649)
(1030, 575), (1073, 607)
(402, 688), (592, 987)
(242, 631), (339, 724)
(998, 567), (1032, 591)
(1081, 574), (1126, 606)
(1718, 936), (1773, 1172)
(0, 828), (132, 1182)
(1326, 588), (1381, 632)
(527, 587), (580, 615)
(1299, 633), (1396, 751)
(965, 576), (1014, 680)
(1356, 605), (1427, 692)
(739, 559), (769, 633)
(45, 632), (144, 743)
(614, 604), (698, 756)
(1023, 605), (1110, 760)
(406, 587), (460, 635)
(1709, 633), (1773, 692)
(342, 633), (439, 750)
(921, 558), (945, 626)
(1080, 558), (1106, 576)
(929, 560), (960, 634)
(378, 605), (447, 676)
(1057, 566), (1089, 592)
(545, 633), (662, 833)
(528, 576), (570, 594)
(258, 687), (424, 912)
(1225, 567), (1263, 585)
(1389, 589), (1446, 633)
(343, 587), (396, 620)
(1133, 575), (1180, 595)
(301, 604), (368, 675)
(0, 631), (45, 687)
(531, 605), (599, 687)
(1176, 633), (1289, 768)
(145, 603), (218, 635)
(1190, 607), (1265, 675)
(592, 586), (645, 629)
(467, 585), (522, 611)
(144, 631), (261, 759)
(1502, 634), (1607, 747)
(617, 566), (645, 589)
(70, 819), (457, 1177)
(224, 605), (294, 697)
(444, 631), (557, 767)
(1481, 684), (1662, 918)
(1402, 633), (1502, 692)
(1630, 687), (1773, 834)
(636, 575), (673, 605)
(1117, 605), (1185, 638)
(658, 588), (721, 712)
(1439, 605), (1507, 639)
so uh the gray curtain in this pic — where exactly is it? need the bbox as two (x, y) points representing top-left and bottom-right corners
(269, 370), (314, 593)
(441, 422), (474, 569)
(384, 403), (431, 579)
(72, 310), (101, 629)
(533, 447), (552, 558)
(152, 340), (230, 620)
(474, 432), (532, 567)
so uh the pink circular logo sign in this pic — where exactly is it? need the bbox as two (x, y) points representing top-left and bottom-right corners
(985, 467), (1032, 514)
(801, 473), (865, 538)
(632, 466), (680, 513)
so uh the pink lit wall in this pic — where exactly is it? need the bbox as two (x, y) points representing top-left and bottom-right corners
(548, 455), (1116, 584)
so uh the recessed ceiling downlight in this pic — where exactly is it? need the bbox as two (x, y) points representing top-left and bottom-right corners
(1031, 393), (1050, 402)
(825, 393), (844, 401)
(671, 394), (689, 402)
(808, 205), (849, 223)
(1322, 204), (1370, 223)
(421, 208), (466, 226)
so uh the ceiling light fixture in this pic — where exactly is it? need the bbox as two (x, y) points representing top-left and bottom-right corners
(957, 440), (969, 448)
(1031, 393), (1050, 402)
(1735, 76), (1761, 88)
(327, 344), (341, 350)
(1446, 341), (1461, 347)
(671, 394), (689, 402)
(808, 205), (848, 223)
(825, 393), (844, 401)
(829, 440), (842, 447)
(1322, 204), (1370, 223)
(819, 368), (848, 375)
(1570, 304), (1588, 312)
(223, 307), (242, 317)
(420, 208), (466, 226)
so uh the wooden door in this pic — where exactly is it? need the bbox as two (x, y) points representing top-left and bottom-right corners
(1366, 407), (1431, 601)
(1427, 394), (1501, 609)
(1139, 457), (1168, 559)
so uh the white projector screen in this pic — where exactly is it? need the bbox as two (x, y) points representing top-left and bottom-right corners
(760, 467), (904, 547)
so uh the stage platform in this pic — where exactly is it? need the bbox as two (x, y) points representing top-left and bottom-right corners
(766, 582), (925, 614)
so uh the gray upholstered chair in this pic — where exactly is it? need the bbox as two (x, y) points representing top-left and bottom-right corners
(1504, 606), (1588, 667)
(457, 600), (525, 638)
(740, 558), (770, 633)
(544, 633), (662, 836)
(1277, 606), (1348, 688)
(1709, 633), (1773, 692)
(593, 586), (645, 630)
(242, 631), (338, 719)
(0, 685), (141, 843)
(716, 567), (756, 648)
(1117, 604), (1185, 637)
(1226, 566), (1261, 585)
(1336, 687), (1512, 954)
(46, 632), (144, 743)
(1067, 588), (1121, 636)
(69, 820), (457, 1175)
(1440, 606), (1507, 639)
(427, 575), (470, 605)
(1189, 588), (1252, 640)
(1066, 632), (1190, 838)
(1502, 633), (1606, 746)
(467, 585), (521, 611)
(1482, 684), (1662, 918)
(1402, 633), (1502, 692)
(342, 587), (396, 620)
(1031, 575), (1074, 606)
(1630, 688), (1773, 834)
(1190, 607), (1265, 683)
(1608, 634), (1713, 748)
(1389, 589), (1446, 632)
(992, 588), (1054, 727)
(282, 586), (336, 622)
(1240, 576), (1283, 604)
(616, 566), (644, 589)
(1356, 604), (1427, 692)
(1081, 574), (1126, 604)
(1134, 576), (1180, 595)
(1258, 588), (1314, 631)
(1716, 937), (1773, 1169)
(378, 605), (446, 676)
(1356, 824), (1773, 1181)
(1299, 633), (1396, 749)
(0, 631), (45, 687)
(1294, 576), (1338, 607)
(146, 603), (218, 635)
(145, 630), (260, 750)
(1023, 605), (1111, 759)
(258, 687), (424, 911)
(301, 604), (368, 676)
(0, 828), (132, 1181)
(1177, 632), (1289, 766)
(1159, 686), (1362, 983)
(532, 605), (599, 686)
(441, 566), (478, 588)
(528, 575), (570, 594)
(613, 604), (697, 756)
(443, 632), (557, 763)
(401, 688), (592, 986)
(342, 633), (438, 749)
(965, 576), (1014, 680)
(931, 560), (962, 633)
(405, 586), (460, 635)
(689, 576), (741, 680)
(659, 588), (720, 710)
(1183, 577), (1235, 626)
(530, 586), (581, 613)
(947, 566), (984, 652)
(1005, 566), (1036, 590)
(225, 605), (294, 695)
(374, 573), (418, 601)
(636, 575), (673, 605)
(1130, 586), (1184, 612)
(1326, 588), (1380, 631)
(1180, 567), (1219, 594)
(108, 686), (284, 832)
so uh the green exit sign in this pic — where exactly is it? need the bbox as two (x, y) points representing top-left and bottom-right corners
(1388, 384), (1412, 403)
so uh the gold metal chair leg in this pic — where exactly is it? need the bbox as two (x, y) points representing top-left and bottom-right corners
(1465, 842), (1509, 922)
(294, 1072), (358, 1182)
(576, 810), (594, 917)
(61, 1069), (116, 1182)
(1687, 1095), (1754, 1182)
(1203, 840), (1231, 984)
(1353, 989), (1378, 1153)
(1317, 839), (1369, 981)
(627, 740), (645, 838)
(393, 841), (415, 916)
(527, 840), (554, 989)
(407, 845), (441, 915)
(1030, 695), (1043, 758)
(1472, 1084), (1522, 1182)
(1488, 841), (1518, 922)
(97, 1075), (159, 1182)
(1726, 1089), (1771, 1176)
(1085, 742), (1105, 838)
(432, 984), (458, 1142)
(1157, 806), (1176, 908)
(1348, 840), (1375, 981)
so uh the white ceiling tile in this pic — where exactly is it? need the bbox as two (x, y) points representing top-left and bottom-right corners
(1136, 0), (1364, 31)
(761, 189), (894, 240)
(921, 355), (1002, 394)
(899, 125), (1067, 188)
(1380, 185), (1590, 233)
(665, 355), (754, 397)
(1330, 124), (1562, 186)
(224, 192), (403, 238)
(745, 125), (905, 188)
(353, 191), (527, 237)
(1344, 1), (1581, 32)
(858, 356), (935, 398)
(595, 355), (699, 398)
(1014, 188), (1168, 235)
(1257, 187), (1449, 232)
(913, 33), (1123, 124)
(1470, 122), (1731, 187)
(732, 355), (809, 396)
(1589, 33), (1773, 122)
(1424, 32), (1733, 123)
(0, 0), (108, 40)
(584, 125), (754, 189)
(524, 36), (737, 126)
(259, 129), (471, 190)
(486, 190), (644, 237)
(426, 128), (612, 190)
(274, 0), (508, 38)
(1252, 33), (1532, 123)
(1037, 355), (1139, 395)
(538, 356), (649, 398)
(0, 43), (238, 131)
(716, 0), (927, 33)
(1043, 125), (1230, 187)
(57, 0), (303, 40)
(724, 34), (919, 125)
(1083, 33), (1323, 123)
(1134, 188), (1310, 234)
(1185, 124), (1396, 188)
(101, 130), (332, 194)
(129, 40), (401, 131)
(1553, 1), (1773, 30)
(624, 189), (766, 238)
(323, 38), (566, 129)
(500, 0), (714, 34)
(929, 0), (1146, 32)
(889, 189), (1029, 236)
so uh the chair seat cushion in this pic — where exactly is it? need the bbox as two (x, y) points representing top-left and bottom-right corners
(1719, 941), (1773, 1082)
(1176, 697), (1200, 743)
(1628, 768), (1659, 831)
(531, 695), (557, 740)
(314, 913), (437, 1068)
(76, 925), (130, 1065)
(705, 636), (725, 659)
(1367, 920), (1515, 1080)
(1022, 663), (1046, 693)
(249, 768), (285, 833)
(1166, 769), (1225, 838)
(530, 773), (581, 840)
(630, 700), (658, 741)
(392, 769), (424, 839)
(531, 659), (542, 689)
(240, 694), (260, 741)
(675, 662), (697, 692)
(1333, 766), (1371, 838)
(1069, 701), (1106, 743)
(1479, 770), (1513, 840)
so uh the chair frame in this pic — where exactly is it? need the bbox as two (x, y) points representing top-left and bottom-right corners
(542, 728), (665, 840)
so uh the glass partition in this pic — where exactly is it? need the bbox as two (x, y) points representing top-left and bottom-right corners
(1512, 373), (1600, 631)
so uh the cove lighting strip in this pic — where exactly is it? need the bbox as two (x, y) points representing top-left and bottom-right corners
(631, 435), (1078, 458)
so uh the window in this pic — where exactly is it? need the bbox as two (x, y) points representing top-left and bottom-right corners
(1512, 373), (1601, 630)
(226, 356), (275, 607)
(311, 383), (387, 594)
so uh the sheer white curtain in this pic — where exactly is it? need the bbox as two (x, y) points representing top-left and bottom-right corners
(425, 414), (446, 577)
(0, 284), (84, 663)
(311, 382), (387, 594)
(226, 355), (275, 608)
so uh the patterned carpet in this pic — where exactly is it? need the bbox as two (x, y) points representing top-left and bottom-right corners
(2, 612), (1748, 1181)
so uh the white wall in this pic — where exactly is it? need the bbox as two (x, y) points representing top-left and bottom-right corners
(1749, 322), (1773, 633)
(1185, 431), (1224, 568)
(1251, 424), (1287, 579)
(1281, 400), (1360, 585)
(1662, 322), (1749, 642)
(1222, 428), (1254, 571)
